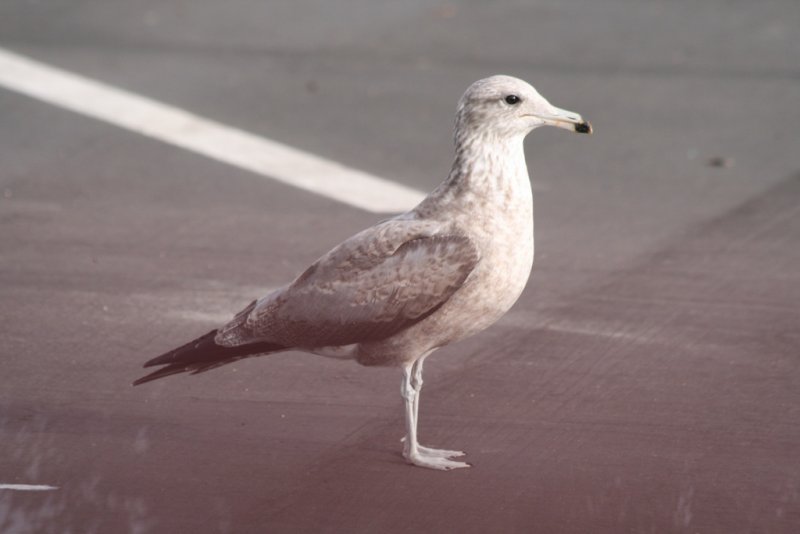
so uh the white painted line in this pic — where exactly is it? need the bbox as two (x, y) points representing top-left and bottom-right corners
(0, 48), (426, 213)
(0, 484), (59, 491)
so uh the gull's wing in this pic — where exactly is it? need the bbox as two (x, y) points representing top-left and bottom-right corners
(215, 219), (480, 349)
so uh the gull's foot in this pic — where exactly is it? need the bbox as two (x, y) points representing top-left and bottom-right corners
(401, 437), (466, 460)
(404, 448), (471, 470)
(401, 439), (470, 470)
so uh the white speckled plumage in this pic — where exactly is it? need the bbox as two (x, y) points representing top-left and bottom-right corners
(136, 75), (591, 470)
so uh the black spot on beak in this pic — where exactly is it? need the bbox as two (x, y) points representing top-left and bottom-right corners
(575, 121), (592, 134)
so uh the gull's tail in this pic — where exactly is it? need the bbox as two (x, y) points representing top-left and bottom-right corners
(133, 330), (285, 386)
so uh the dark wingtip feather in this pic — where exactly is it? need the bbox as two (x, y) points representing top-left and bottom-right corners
(143, 330), (218, 368)
(134, 329), (286, 386)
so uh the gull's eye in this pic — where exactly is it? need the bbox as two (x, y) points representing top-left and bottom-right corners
(504, 94), (521, 105)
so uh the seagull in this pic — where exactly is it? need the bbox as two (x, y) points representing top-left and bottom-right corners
(134, 75), (591, 470)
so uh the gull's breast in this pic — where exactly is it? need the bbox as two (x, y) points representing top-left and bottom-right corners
(431, 183), (535, 343)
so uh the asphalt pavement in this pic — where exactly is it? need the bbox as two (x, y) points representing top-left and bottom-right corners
(1, 1), (799, 532)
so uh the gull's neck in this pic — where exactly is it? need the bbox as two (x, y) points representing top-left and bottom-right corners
(415, 129), (532, 219)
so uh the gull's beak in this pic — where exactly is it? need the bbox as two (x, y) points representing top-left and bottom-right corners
(531, 105), (593, 134)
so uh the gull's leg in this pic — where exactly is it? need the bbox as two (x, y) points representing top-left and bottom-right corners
(401, 361), (469, 470)
(401, 357), (421, 457)
(402, 356), (466, 460)
(401, 363), (420, 458)
(411, 355), (424, 428)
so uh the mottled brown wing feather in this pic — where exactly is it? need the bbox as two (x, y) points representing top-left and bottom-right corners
(216, 221), (479, 349)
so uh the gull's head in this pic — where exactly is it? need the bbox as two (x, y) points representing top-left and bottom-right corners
(455, 75), (592, 141)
